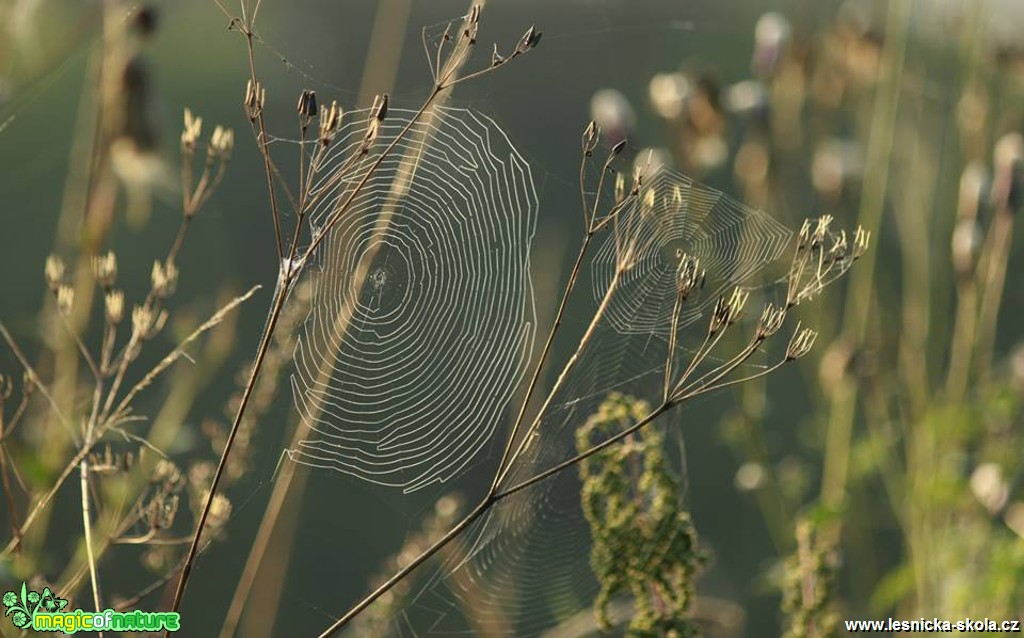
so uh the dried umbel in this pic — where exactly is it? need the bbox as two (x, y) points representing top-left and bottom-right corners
(787, 215), (869, 307)
(88, 444), (141, 475)
(131, 304), (168, 340)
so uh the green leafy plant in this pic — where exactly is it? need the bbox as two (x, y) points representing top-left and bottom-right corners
(578, 393), (706, 636)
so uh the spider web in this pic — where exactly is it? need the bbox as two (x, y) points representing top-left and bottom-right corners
(286, 106), (538, 494)
(321, 153), (796, 636)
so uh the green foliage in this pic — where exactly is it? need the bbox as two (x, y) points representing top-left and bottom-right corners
(780, 519), (838, 638)
(577, 393), (706, 636)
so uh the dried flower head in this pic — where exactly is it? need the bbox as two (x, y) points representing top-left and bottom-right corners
(297, 89), (318, 128)
(181, 108), (203, 153)
(582, 120), (600, 156)
(21, 371), (34, 397)
(142, 489), (179, 531)
(104, 290), (125, 325)
(515, 25), (542, 55)
(151, 459), (183, 487)
(319, 101), (343, 147)
(852, 226), (870, 259)
(786, 326), (818, 361)
(372, 93), (389, 122)
(675, 253), (704, 301)
(151, 260), (179, 299)
(56, 285), (75, 317)
(92, 251), (118, 288)
(44, 255), (65, 292)
(463, 4), (481, 44)
(131, 304), (168, 340)
(756, 303), (786, 339)
(209, 125), (234, 159)
(244, 79), (265, 121)
(788, 216), (869, 307)
(363, 94), (389, 148)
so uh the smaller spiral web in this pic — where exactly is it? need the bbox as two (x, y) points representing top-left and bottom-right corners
(287, 106), (538, 494)
(368, 167), (795, 636)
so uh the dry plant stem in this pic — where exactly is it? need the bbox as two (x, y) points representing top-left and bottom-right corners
(110, 288), (259, 423)
(664, 292), (685, 403)
(316, 497), (495, 638)
(0, 282), (253, 559)
(973, 209), (1013, 382)
(223, 11), (505, 634)
(491, 150), (620, 491)
(1, 435), (89, 556)
(318, 289), (804, 634)
(241, 24), (284, 261)
(489, 233), (593, 492)
(493, 249), (628, 491)
(0, 434), (24, 549)
(218, 460), (303, 638)
(319, 254), (630, 637)
(0, 393), (30, 544)
(945, 277), (978, 400)
(820, 0), (909, 516)
(167, 282), (290, 619)
(497, 403), (672, 501)
(174, 53), (456, 626)
(501, 337), (788, 502)
(79, 461), (103, 625)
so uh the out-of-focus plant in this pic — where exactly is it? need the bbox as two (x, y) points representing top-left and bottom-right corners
(0, 0), (256, 621)
(593, 0), (1023, 633)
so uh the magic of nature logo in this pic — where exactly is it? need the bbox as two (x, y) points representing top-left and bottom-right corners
(2, 583), (181, 633)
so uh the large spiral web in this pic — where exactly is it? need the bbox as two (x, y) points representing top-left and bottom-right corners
(287, 106), (537, 493)
(364, 164), (796, 636)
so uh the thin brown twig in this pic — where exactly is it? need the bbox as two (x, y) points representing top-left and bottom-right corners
(488, 142), (621, 493)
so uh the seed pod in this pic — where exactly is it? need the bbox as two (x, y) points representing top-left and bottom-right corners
(786, 327), (818, 361)
(297, 89), (318, 122)
(244, 80), (265, 121)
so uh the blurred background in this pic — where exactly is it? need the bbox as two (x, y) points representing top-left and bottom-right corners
(0, 0), (1022, 636)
